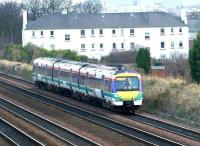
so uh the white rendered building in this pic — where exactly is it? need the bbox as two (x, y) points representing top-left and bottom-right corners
(22, 11), (189, 60)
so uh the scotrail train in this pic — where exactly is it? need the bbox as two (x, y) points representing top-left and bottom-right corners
(32, 57), (144, 113)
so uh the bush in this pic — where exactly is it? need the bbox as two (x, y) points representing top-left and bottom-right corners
(2, 43), (88, 63)
(189, 33), (200, 84)
(136, 48), (151, 74)
(152, 58), (190, 81)
(100, 50), (138, 64)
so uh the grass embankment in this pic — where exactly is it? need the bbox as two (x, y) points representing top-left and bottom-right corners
(0, 60), (32, 80)
(142, 76), (200, 126)
(0, 60), (199, 126)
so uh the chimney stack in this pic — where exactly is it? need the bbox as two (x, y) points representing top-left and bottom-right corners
(181, 9), (187, 25)
(23, 10), (28, 30)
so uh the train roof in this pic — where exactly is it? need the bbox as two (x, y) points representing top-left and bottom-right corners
(33, 57), (139, 79)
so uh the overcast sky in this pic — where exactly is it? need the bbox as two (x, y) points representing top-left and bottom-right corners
(0, 0), (200, 8)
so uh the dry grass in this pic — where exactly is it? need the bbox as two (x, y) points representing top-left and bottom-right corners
(0, 60), (32, 71)
(0, 60), (32, 80)
(0, 60), (199, 126)
(142, 76), (200, 125)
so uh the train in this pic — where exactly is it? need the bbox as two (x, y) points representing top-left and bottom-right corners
(32, 57), (144, 113)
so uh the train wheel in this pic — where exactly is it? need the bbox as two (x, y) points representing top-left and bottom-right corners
(102, 101), (110, 109)
(130, 107), (135, 114)
(110, 106), (116, 112)
(102, 101), (106, 108)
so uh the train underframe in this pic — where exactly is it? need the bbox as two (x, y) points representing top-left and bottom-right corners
(35, 81), (139, 113)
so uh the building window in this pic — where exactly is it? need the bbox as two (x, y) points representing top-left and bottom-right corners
(121, 43), (124, 49)
(120, 29), (124, 36)
(161, 42), (165, 49)
(171, 41), (175, 48)
(92, 44), (95, 49)
(50, 44), (55, 49)
(81, 44), (86, 51)
(40, 31), (43, 37)
(80, 30), (85, 37)
(160, 28), (165, 35)
(113, 43), (116, 49)
(179, 28), (182, 33)
(130, 42), (134, 50)
(171, 28), (174, 33)
(65, 34), (70, 41)
(160, 54), (166, 59)
(179, 41), (183, 48)
(130, 29), (134, 35)
(32, 31), (35, 37)
(91, 29), (94, 36)
(145, 32), (150, 40)
(100, 43), (103, 48)
(171, 54), (175, 60)
(112, 29), (116, 35)
(50, 31), (54, 38)
(99, 29), (103, 35)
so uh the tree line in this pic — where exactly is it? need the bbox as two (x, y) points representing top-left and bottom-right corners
(23, 0), (102, 20)
(0, 0), (102, 50)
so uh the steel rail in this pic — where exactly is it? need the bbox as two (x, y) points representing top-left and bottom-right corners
(129, 113), (200, 142)
(0, 97), (99, 146)
(0, 117), (44, 146)
(0, 80), (183, 146)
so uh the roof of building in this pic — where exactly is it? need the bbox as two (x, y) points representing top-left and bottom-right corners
(26, 12), (187, 30)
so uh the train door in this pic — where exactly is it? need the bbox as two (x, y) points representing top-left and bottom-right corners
(93, 73), (103, 99)
(102, 79), (112, 101)
(69, 69), (72, 90)
(45, 64), (47, 84)
(58, 67), (60, 87)
(33, 63), (38, 82)
(86, 72), (89, 94)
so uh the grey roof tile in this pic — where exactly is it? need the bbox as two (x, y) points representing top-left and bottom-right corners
(26, 12), (187, 30)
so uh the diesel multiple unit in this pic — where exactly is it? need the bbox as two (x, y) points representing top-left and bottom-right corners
(32, 57), (144, 112)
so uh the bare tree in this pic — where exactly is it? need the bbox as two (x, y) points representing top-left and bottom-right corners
(0, 2), (22, 49)
(72, 0), (102, 14)
(23, 0), (73, 20)
(46, 0), (73, 14)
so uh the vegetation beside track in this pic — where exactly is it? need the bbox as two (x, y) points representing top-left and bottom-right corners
(0, 60), (199, 128)
(142, 76), (200, 127)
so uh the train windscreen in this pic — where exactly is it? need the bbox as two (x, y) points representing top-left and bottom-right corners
(115, 77), (139, 91)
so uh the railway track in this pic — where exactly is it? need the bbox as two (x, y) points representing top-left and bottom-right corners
(0, 117), (44, 146)
(0, 79), (183, 146)
(130, 113), (200, 142)
(0, 97), (99, 146)
(1, 73), (200, 143)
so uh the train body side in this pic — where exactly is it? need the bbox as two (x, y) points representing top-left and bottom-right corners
(32, 57), (143, 112)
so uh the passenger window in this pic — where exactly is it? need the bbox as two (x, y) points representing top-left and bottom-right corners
(103, 80), (111, 92)
(46, 67), (52, 76)
(88, 77), (101, 89)
(41, 66), (46, 75)
(60, 71), (69, 81)
(71, 72), (78, 83)
(53, 69), (59, 78)
(80, 75), (87, 86)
